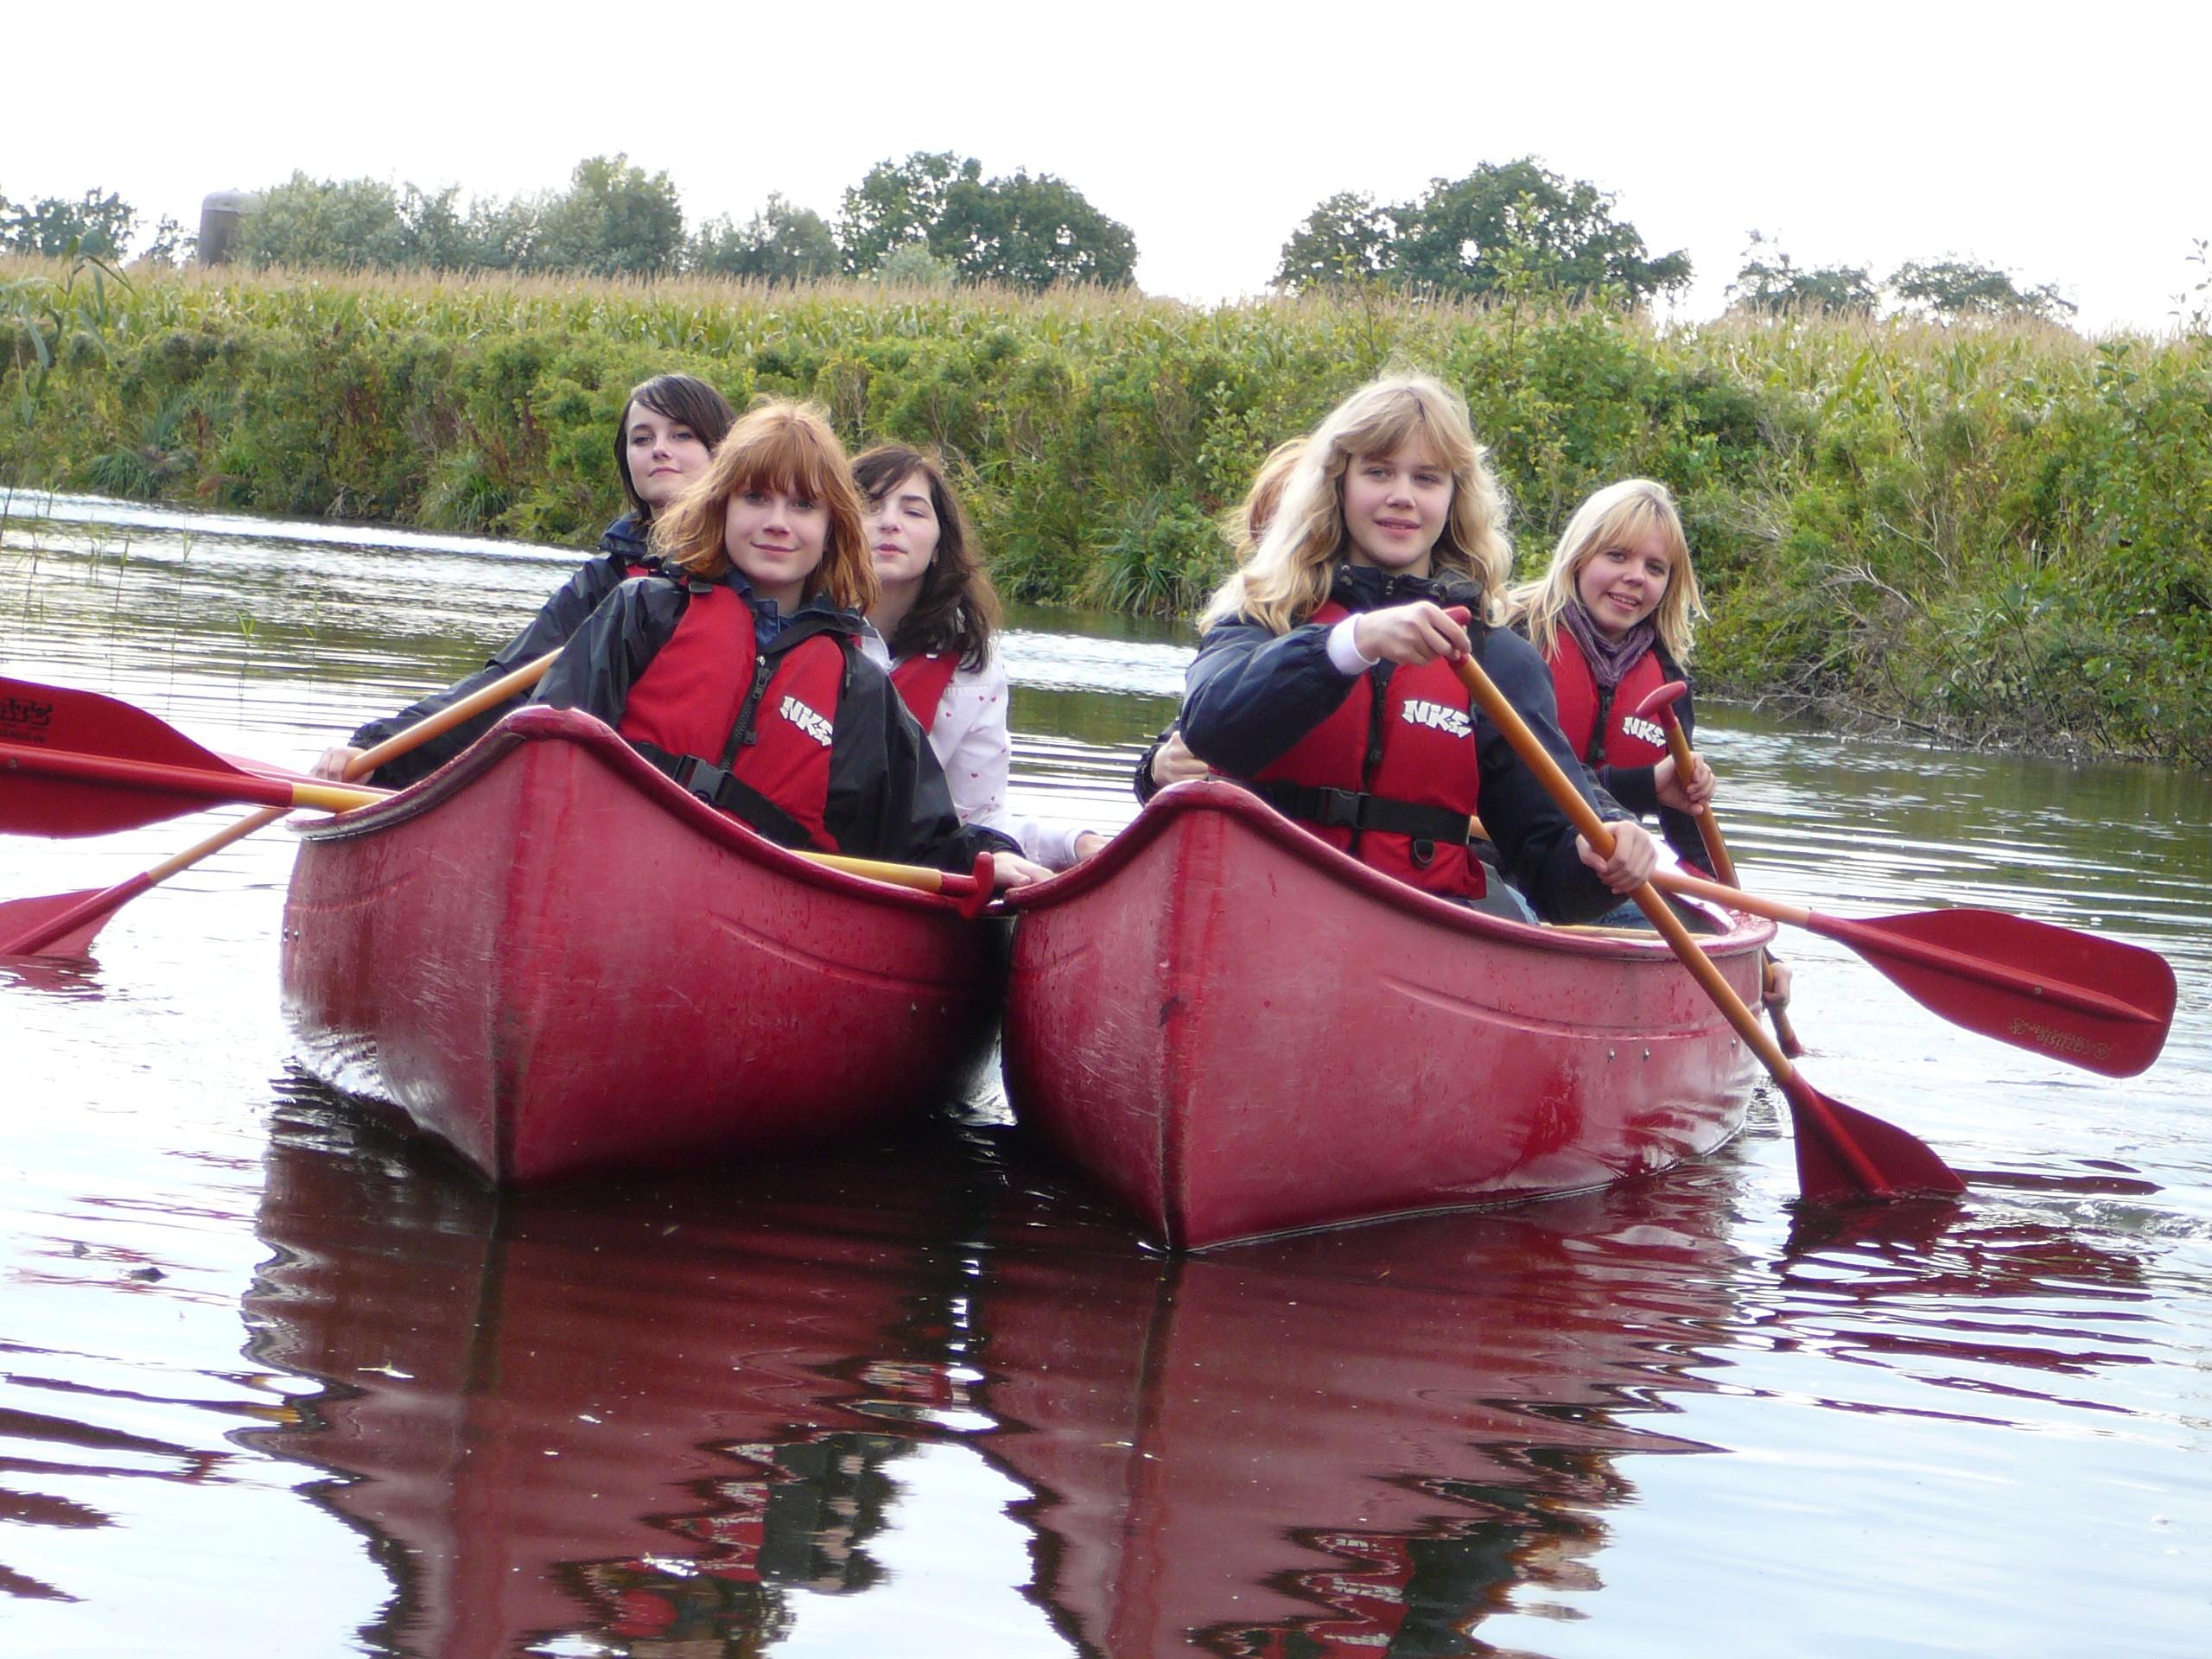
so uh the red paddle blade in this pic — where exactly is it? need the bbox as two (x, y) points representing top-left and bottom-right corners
(1, 676), (255, 836)
(0, 887), (126, 957)
(1815, 906), (2176, 1079)
(1783, 1071), (1966, 1205)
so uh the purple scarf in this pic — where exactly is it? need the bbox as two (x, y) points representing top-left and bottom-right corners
(1560, 600), (1657, 690)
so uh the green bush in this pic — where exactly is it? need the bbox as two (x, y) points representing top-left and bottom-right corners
(3, 257), (2208, 764)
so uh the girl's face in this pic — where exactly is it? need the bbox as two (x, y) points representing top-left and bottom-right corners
(626, 401), (714, 511)
(1342, 444), (1453, 577)
(724, 481), (828, 611)
(868, 470), (943, 594)
(1575, 520), (1675, 641)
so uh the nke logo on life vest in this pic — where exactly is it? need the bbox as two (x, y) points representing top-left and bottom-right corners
(779, 695), (834, 747)
(1620, 715), (1666, 748)
(1401, 699), (1473, 740)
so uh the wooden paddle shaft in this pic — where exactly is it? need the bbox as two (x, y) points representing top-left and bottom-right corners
(1448, 657), (1794, 1082)
(1662, 720), (1739, 887)
(349, 650), (563, 779)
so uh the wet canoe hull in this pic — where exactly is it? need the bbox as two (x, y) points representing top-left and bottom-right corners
(1001, 781), (1769, 1249)
(281, 707), (1000, 1185)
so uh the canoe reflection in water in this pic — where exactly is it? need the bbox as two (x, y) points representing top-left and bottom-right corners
(232, 1090), (2157, 1658)
(234, 1094), (977, 1658)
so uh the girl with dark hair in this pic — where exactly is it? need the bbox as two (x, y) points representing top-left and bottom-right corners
(853, 443), (1103, 869)
(313, 373), (737, 785)
(534, 402), (1040, 883)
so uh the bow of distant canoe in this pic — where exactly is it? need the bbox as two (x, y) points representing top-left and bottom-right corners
(999, 780), (1772, 1250)
(279, 706), (1004, 1185)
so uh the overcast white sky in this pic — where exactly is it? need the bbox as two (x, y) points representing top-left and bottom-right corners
(9, 0), (2205, 332)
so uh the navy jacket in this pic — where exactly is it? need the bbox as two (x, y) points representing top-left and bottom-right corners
(1179, 564), (1633, 924)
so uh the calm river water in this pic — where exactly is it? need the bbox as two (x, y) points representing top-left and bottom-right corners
(3, 493), (2208, 1658)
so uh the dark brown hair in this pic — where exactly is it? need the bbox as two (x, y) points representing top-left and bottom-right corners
(613, 373), (737, 523)
(851, 443), (1000, 670)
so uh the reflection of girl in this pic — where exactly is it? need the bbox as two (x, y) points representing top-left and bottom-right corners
(854, 443), (1096, 870)
(1179, 373), (1656, 920)
(535, 400), (1035, 883)
(1508, 479), (1714, 875)
(315, 373), (735, 785)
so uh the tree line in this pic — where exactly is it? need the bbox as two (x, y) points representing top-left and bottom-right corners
(10, 154), (2072, 321)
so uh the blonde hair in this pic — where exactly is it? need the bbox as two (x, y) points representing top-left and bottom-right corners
(1224, 436), (1310, 565)
(1198, 374), (1511, 634)
(652, 398), (877, 613)
(1509, 478), (1705, 663)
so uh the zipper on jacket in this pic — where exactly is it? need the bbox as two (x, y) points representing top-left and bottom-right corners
(1586, 685), (1614, 769)
(1356, 660), (1393, 857)
(720, 652), (779, 766)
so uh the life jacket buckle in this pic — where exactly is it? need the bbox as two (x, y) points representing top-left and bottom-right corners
(676, 758), (730, 804)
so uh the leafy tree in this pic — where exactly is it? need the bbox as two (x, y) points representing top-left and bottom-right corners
(1891, 258), (2075, 322)
(871, 244), (957, 289)
(838, 152), (970, 275)
(838, 151), (1137, 289)
(1274, 191), (1400, 289)
(1274, 160), (1690, 303)
(236, 173), (412, 269)
(690, 194), (838, 281)
(399, 184), (540, 271)
(0, 188), (139, 260)
(1726, 232), (1878, 315)
(531, 155), (685, 276)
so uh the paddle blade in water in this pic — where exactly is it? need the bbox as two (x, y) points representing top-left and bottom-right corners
(1783, 1071), (1967, 1205)
(0, 887), (130, 957)
(1817, 906), (2177, 1079)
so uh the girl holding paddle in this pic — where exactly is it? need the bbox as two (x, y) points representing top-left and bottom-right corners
(1510, 478), (1794, 994)
(1508, 478), (1716, 877)
(1178, 372), (1657, 922)
(533, 398), (1046, 885)
(853, 442), (1105, 870)
(314, 372), (736, 786)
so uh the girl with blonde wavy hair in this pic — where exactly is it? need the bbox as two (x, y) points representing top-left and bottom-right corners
(531, 398), (1039, 885)
(1507, 478), (1718, 880)
(1179, 373), (1656, 922)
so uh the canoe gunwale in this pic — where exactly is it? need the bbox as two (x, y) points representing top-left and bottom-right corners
(1006, 778), (1759, 953)
(292, 703), (968, 917)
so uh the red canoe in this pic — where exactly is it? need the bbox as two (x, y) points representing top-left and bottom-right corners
(280, 705), (1001, 1185)
(1000, 779), (1773, 1249)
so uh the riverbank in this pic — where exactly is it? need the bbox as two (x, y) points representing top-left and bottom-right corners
(6, 257), (2208, 764)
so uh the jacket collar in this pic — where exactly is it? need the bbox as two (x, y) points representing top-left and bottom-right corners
(1330, 560), (1488, 616)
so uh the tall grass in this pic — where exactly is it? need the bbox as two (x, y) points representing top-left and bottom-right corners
(5, 256), (2209, 763)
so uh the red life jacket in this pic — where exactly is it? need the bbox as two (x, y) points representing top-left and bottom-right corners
(1249, 601), (1484, 899)
(890, 650), (962, 729)
(1546, 628), (1672, 771)
(616, 582), (848, 852)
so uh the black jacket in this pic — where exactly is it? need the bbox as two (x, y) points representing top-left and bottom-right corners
(535, 572), (1019, 872)
(1179, 564), (1632, 924)
(347, 516), (657, 788)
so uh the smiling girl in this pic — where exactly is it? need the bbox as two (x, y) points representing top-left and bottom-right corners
(1178, 373), (1656, 921)
(315, 373), (735, 786)
(532, 400), (1034, 882)
(852, 442), (1098, 870)
(1508, 478), (1715, 877)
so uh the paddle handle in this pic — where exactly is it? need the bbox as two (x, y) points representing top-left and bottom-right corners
(347, 650), (563, 780)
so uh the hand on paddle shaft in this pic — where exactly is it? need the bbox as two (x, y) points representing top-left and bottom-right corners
(1357, 603), (1660, 893)
(0, 654), (559, 957)
(1630, 678), (1800, 1051)
(1440, 646), (1965, 1205)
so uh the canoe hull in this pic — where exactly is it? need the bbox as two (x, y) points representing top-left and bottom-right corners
(1001, 781), (1768, 1249)
(281, 707), (1000, 1185)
